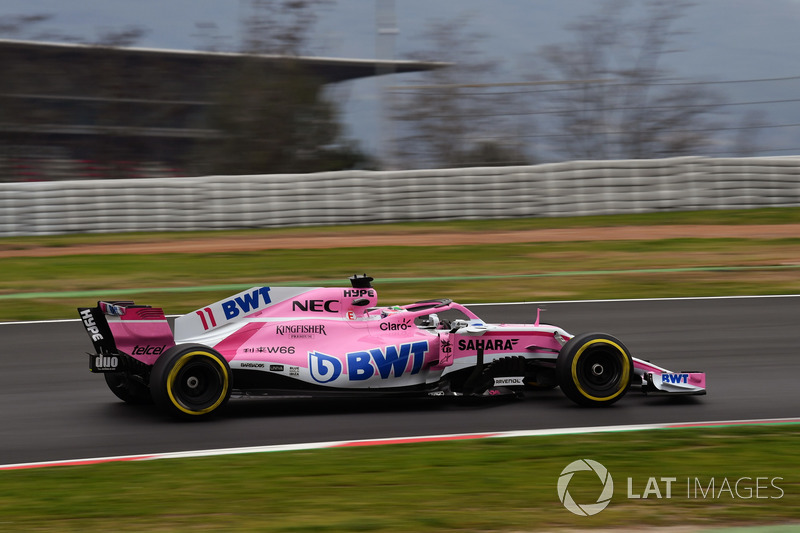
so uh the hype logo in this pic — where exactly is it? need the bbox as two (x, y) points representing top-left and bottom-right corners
(309, 351), (343, 383)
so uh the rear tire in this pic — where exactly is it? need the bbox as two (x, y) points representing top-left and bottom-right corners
(150, 344), (232, 419)
(556, 333), (633, 407)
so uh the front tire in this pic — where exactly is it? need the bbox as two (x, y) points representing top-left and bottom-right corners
(556, 333), (633, 407)
(150, 344), (232, 419)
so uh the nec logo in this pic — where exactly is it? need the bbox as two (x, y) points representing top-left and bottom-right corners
(222, 287), (272, 319)
(293, 299), (339, 313)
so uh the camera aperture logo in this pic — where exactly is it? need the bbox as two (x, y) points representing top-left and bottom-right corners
(557, 459), (614, 516)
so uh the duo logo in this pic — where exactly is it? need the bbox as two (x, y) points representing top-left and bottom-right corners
(557, 459), (614, 516)
(308, 341), (429, 384)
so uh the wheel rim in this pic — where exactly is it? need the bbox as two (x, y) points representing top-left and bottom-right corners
(167, 351), (228, 415)
(571, 340), (630, 401)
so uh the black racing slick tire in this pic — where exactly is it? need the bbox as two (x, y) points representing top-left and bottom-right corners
(104, 372), (153, 404)
(149, 344), (232, 419)
(556, 333), (633, 407)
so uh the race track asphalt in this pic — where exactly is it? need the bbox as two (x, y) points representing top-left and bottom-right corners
(2, 296), (798, 465)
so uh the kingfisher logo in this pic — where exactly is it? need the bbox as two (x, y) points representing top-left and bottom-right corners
(557, 459), (614, 516)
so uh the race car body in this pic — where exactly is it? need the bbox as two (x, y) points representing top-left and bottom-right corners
(78, 275), (705, 418)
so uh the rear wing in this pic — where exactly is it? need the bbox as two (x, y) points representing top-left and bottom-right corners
(77, 301), (175, 371)
(78, 304), (120, 358)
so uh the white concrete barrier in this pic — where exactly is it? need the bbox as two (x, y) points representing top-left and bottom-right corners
(1, 156), (799, 236)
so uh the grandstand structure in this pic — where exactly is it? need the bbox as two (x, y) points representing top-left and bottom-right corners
(0, 39), (438, 181)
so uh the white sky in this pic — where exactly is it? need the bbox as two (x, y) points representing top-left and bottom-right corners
(3, 0), (800, 160)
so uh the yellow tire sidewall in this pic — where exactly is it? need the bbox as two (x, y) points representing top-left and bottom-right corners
(570, 339), (631, 402)
(166, 350), (229, 416)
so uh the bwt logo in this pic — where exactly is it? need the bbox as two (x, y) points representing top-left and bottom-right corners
(222, 287), (272, 319)
(557, 459), (613, 516)
(662, 373), (689, 384)
(309, 351), (343, 383)
(347, 341), (428, 380)
(308, 341), (430, 384)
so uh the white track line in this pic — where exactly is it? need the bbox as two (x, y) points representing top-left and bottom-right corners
(3, 294), (800, 325)
(2, 417), (798, 471)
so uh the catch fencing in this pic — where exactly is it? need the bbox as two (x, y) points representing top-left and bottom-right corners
(1, 156), (799, 236)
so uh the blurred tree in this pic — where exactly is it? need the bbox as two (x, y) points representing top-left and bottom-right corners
(198, 60), (369, 174)
(0, 14), (51, 38)
(192, 0), (370, 174)
(239, 0), (332, 56)
(389, 15), (532, 169)
(533, 0), (726, 160)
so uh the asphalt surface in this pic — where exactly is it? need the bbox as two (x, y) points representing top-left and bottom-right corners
(2, 297), (798, 465)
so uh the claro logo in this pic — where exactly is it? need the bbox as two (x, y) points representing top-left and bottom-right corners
(380, 319), (412, 331)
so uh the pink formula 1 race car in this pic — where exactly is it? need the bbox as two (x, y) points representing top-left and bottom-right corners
(78, 275), (706, 419)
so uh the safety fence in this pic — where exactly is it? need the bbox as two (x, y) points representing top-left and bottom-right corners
(1, 156), (799, 236)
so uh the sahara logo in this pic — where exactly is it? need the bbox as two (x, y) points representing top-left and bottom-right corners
(557, 459), (614, 516)
(309, 351), (343, 383)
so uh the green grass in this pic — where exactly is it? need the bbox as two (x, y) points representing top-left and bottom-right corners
(2, 207), (800, 251)
(1, 425), (798, 532)
(2, 236), (800, 321)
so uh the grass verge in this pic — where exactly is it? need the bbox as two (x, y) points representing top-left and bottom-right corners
(3, 207), (800, 252)
(1, 425), (798, 532)
(2, 236), (800, 321)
